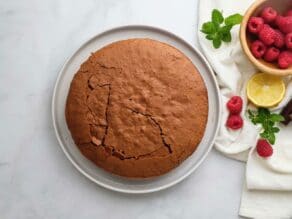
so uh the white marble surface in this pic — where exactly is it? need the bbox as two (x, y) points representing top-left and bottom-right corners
(0, 0), (245, 218)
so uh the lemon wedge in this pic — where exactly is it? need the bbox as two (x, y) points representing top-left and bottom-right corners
(247, 73), (285, 108)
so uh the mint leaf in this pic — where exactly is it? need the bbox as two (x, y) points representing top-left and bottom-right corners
(213, 22), (220, 31)
(213, 37), (222, 48)
(272, 127), (280, 133)
(260, 130), (275, 145)
(248, 109), (254, 117)
(200, 9), (242, 49)
(260, 131), (269, 140)
(212, 9), (224, 24)
(225, 13), (243, 26)
(206, 34), (216, 40)
(201, 21), (216, 34)
(219, 25), (233, 34)
(248, 109), (262, 124)
(248, 108), (282, 145)
(270, 114), (285, 122)
(258, 108), (270, 116)
(268, 133), (275, 145)
(222, 32), (231, 42)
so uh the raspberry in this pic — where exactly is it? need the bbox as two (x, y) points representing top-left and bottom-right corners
(259, 24), (276, 45)
(251, 40), (267, 58)
(285, 33), (292, 49)
(275, 16), (292, 34)
(226, 96), (243, 114)
(274, 29), (285, 48)
(278, 51), (292, 69)
(256, 139), (273, 157)
(247, 17), (264, 34)
(284, 10), (292, 17)
(226, 115), (243, 130)
(261, 7), (278, 23)
(264, 47), (280, 62)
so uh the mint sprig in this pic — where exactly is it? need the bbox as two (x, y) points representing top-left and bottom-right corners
(248, 108), (284, 145)
(201, 9), (243, 49)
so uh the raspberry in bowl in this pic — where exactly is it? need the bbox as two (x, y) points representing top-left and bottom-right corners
(240, 0), (292, 76)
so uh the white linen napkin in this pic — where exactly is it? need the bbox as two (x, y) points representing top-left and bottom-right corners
(197, 0), (292, 218)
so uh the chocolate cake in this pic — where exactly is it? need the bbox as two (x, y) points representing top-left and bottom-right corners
(65, 38), (208, 178)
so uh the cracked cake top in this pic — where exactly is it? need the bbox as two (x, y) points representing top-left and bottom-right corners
(65, 38), (208, 178)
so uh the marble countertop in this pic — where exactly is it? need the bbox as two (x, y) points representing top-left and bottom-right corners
(0, 0), (245, 218)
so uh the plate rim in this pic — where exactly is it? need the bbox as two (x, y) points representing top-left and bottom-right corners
(52, 24), (222, 194)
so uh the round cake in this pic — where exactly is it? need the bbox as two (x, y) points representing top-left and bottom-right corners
(65, 38), (208, 178)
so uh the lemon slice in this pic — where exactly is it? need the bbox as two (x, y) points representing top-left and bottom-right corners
(247, 73), (285, 108)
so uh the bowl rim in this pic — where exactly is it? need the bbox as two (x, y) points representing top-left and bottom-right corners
(240, 0), (292, 76)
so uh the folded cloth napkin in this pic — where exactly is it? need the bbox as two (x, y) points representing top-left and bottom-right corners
(197, 0), (292, 218)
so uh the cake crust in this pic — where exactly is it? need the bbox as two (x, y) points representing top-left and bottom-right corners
(65, 38), (208, 178)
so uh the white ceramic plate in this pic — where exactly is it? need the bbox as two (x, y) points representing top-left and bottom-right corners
(52, 25), (221, 194)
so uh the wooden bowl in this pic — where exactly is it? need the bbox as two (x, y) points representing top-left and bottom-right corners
(240, 0), (292, 76)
